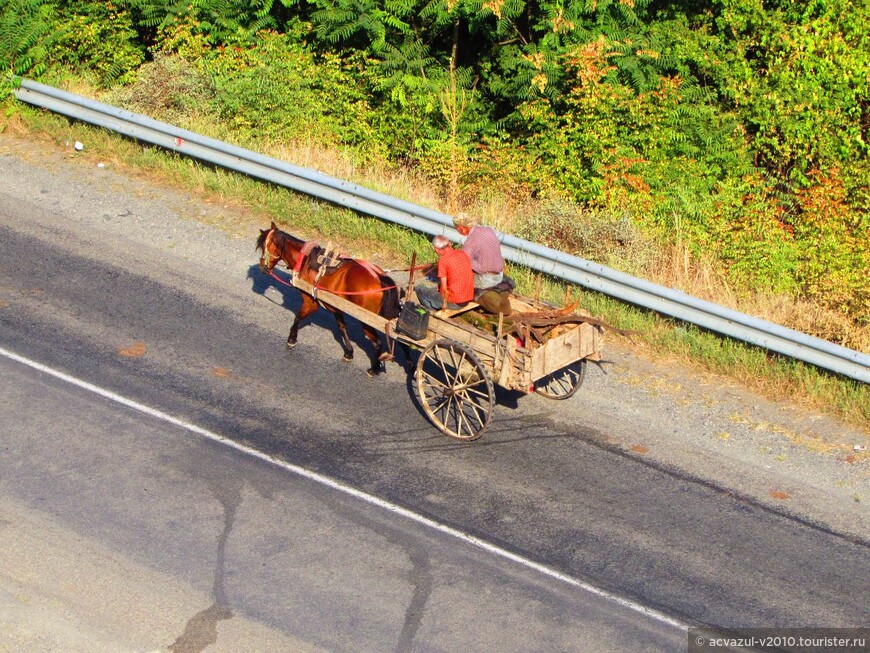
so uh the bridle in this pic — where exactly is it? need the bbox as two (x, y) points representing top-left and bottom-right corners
(259, 228), (282, 272)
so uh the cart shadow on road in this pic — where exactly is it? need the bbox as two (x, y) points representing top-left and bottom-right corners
(365, 369), (575, 455)
(359, 415), (573, 455)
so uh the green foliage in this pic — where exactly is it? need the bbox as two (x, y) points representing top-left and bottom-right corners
(122, 0), (291, 47)
(792, 169), (870, 323)
(372, 37), (444, 157)
(514, 39), (750, 214)
(205, 31), (383, 154)
(706, 173), (802, 295)
(302, 0), (499, 162)
(0, 0), (143, 87)
(309, 0), (396, 51)
(48, 2), (144, 86)
(0, 0), (60, 78)
(695, 0), (870, 186)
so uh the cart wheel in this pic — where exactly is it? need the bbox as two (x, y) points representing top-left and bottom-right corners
(415, 339), (494, 441)
(534, 359), (587, 400)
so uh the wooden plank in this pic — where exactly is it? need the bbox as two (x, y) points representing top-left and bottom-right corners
(530, 322), (601, 380)
(293, 275), (603, 387)
(292, 277), (392, 332)
(589, 323), (603, 361)
(507, 294), (592, 317)
(293, 278), (504, 363)
(434, 302), (479, 318)
(427, 314), (497, 346)
(497, 336), (514, 387)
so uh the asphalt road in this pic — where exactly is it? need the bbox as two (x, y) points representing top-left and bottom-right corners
(1, 140), (868, 651)
(0, 352), (685, 653)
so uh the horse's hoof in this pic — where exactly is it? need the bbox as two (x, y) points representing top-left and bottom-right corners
(366, 368), (380, 378)
(286, 341), (297, 349)
(343, 354), (353, 362)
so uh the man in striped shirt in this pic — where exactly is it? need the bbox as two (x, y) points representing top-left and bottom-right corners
(454, 213), (504, 291)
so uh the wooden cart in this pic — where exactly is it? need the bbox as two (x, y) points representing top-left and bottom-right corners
(291, 276), (604, 441)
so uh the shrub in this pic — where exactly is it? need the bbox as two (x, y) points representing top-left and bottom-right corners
(205, 31), (384, 159)
(793, 169), (870, 325)
(516, 199), (657, 275)
(0, 0), (58, 80)
(106, 53), (216, 123)
(47, 2), (144, 86)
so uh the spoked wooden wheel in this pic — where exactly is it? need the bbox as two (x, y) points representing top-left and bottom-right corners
(534, 359), (587, 400)
(415, 339), (494, 441)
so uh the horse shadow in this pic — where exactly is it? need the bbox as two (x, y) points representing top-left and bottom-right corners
(247, 263), (300, 312)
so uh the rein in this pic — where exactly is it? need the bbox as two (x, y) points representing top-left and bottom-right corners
(269, 270), (296, 289)
(385, 263), (432, 273)
(269, 269), (398, 295)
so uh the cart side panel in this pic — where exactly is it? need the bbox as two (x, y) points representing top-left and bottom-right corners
(530, 322), (601, 381)
(591, 323), (603, 361)
(425, 315), (498, 361)
(426, 315), (535, 392)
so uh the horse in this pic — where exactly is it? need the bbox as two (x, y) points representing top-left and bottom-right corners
(256, 222), (401, 376)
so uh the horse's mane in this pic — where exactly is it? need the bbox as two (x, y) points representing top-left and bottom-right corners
(256, 226), (305, 252)
(255, 229), (268, 251)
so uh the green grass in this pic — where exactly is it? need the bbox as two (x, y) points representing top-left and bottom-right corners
(6, 104), (869, 431)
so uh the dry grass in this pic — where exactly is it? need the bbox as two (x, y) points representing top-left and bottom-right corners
(264, 140), (448, 213)
(648, 240), (870, 353)
(651, 239), (737, 304)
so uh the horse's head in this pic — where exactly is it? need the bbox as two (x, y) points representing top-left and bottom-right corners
(256, 222), (281, 274)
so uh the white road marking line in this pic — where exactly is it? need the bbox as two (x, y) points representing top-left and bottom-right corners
(1, 345), (689, 631)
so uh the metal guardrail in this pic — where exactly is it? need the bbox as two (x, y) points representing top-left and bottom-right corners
(14, 78), (870, 384)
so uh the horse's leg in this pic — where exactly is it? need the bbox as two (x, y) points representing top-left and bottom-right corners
(287, 294), (319, 348)
(361, 325), (386, 377)
(332, 311), (355, 362)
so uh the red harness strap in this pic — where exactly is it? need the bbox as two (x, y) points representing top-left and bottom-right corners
(356, 258), (386, 281)
(293, 240), (320, 274)
(271, 270), (398, 295)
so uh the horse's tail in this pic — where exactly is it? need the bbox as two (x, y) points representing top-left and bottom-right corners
(379, 275), (401, 319)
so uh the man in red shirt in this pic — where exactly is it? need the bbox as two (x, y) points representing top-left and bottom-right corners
(414, 235), (475, 311)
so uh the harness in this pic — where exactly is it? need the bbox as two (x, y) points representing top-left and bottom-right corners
(292, 240), (342, 291)
(290, 239), (390, 299)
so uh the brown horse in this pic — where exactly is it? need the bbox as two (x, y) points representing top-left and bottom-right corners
(257, 222), (400, 376)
